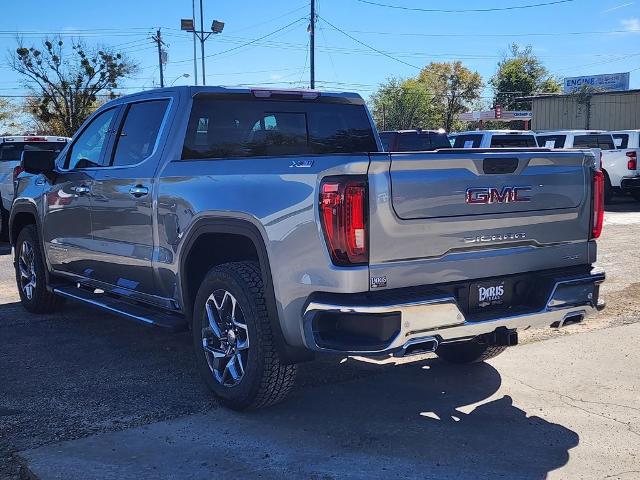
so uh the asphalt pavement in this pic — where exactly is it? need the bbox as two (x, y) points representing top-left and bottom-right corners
(1, 197), (639, 480)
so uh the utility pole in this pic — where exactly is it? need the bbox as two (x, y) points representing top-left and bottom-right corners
(151, 29), (167, 88)
(310, 0), (315, 89)
(192, 0), (198, 85)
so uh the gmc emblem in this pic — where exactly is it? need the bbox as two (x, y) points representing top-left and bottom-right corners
(465, 186), (532, 204)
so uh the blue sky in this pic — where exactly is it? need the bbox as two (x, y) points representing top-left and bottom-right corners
(0, 0), (639, 106)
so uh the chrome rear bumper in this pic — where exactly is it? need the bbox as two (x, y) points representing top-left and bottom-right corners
(302, 270), (605, 355)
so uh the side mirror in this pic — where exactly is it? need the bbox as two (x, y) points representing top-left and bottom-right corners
(21, 150), (58, 175)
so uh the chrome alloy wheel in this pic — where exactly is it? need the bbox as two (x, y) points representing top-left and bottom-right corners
(202, 289), (250, 387)
(18, 240), (37, 300)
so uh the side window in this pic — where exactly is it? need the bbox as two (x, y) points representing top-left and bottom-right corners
(613, 134), (629, 149)
(536, 135), (566, 148)
(67, 108), (117, 169)
(597, 135), (615, 151)
(111, 100), (169, 167)
(453, 135), (482, 148)
(0, 144), (19, 161)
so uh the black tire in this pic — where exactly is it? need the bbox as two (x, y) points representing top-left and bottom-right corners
(0, 205), (9, 242)
(192, 261), (297, 410)
(436, 340), (507, 364)
(603, 171), (613, 204)
(630, 190), (640, 202)
(15, 224), (64, 314)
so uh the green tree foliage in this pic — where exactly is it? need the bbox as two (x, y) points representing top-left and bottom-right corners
(417, 61), (483, 132)
(490, 44), (561, 110)
(369, 77), (433, 130)
(10, 38), (136, 136)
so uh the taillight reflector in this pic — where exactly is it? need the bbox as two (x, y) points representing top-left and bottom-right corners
(319, 177), (368, 266)
(626, 151), (637, 170)
(592, 170), (604, 239)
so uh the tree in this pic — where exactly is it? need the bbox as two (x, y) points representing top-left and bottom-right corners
(417, 61), (483, 132)
(369, 77), (433, 130)
(490, 44), (561, 110)
(9, 38), (136, 136)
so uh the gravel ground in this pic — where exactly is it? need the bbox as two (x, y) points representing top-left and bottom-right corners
(1, 197), (639, 479)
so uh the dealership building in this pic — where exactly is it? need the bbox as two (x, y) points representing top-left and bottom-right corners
(525, 72), (640, 131)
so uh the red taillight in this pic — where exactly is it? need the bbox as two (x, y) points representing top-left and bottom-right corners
(592, 170), (604, 239)
(23, 136), (46, 142)
(12, 165), (24, 182)
(626, 151), (637, 170)
(319, 177), (368, 265)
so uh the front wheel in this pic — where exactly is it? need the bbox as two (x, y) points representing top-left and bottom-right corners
(192, 261), (297, 410)
(436, 340), (507, 364)
(15, 225), (64, 314)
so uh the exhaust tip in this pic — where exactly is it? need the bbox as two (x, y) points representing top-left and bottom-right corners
(552, 312), (585, 328)
(395, 337), (439, 358)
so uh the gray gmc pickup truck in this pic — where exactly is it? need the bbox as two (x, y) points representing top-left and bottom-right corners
(11, 86), (605, 410)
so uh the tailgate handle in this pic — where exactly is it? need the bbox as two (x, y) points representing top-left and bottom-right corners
(483, 157), (518, 174)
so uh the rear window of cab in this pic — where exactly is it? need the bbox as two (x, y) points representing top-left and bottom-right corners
(182, 97), (378, 159)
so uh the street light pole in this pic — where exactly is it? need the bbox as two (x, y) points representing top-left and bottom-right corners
(199, 0), (206, 85)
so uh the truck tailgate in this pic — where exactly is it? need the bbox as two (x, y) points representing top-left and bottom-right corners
(368, 150), (596, 290)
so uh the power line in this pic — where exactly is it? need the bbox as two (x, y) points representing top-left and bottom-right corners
(343, 28), (634, 38)
(354, 0), (577, 13)
(318, 15), (421, 70)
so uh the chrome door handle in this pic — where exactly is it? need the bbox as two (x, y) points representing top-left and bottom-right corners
(129, 185), (149, 197)
(73, 185), (91, 195)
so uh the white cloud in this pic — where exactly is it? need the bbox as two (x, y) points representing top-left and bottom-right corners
(621, 17), (640, 31)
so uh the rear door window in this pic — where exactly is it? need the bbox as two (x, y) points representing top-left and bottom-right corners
(573, 135), (600, 148)
(452, 134), (482, 148)
(182, 97), (377, 159)
(613, 134), (629, 149)
(597, 135), (616, 150)
(111, 100), (169, 167)
(489, 135), (537, 148)
(536, 135), (566, 148)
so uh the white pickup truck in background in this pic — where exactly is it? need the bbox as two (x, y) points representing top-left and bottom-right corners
(535, 130), (638, 202)
(449, 130), (538, 149)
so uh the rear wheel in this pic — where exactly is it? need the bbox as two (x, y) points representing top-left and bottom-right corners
(192, 261), (297, 410)
(603, 171), (613, 204)
(0, 205), (8, 242)
(15, 225), (64, 314)
(436, 339), (507, 364)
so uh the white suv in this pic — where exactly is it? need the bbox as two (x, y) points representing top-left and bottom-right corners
(449, 130), (538, 149)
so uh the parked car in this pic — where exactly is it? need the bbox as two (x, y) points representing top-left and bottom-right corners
(449, 130), (538, 148)
(11, 86), (605, 410)
(535, 130), (636, 202)
(0, 135), (69, 239)
(379, 129), (451, 152)
(611, 130), (640, 199)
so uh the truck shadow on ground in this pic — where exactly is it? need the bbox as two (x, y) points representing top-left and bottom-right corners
(0, 302), (579, 479)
